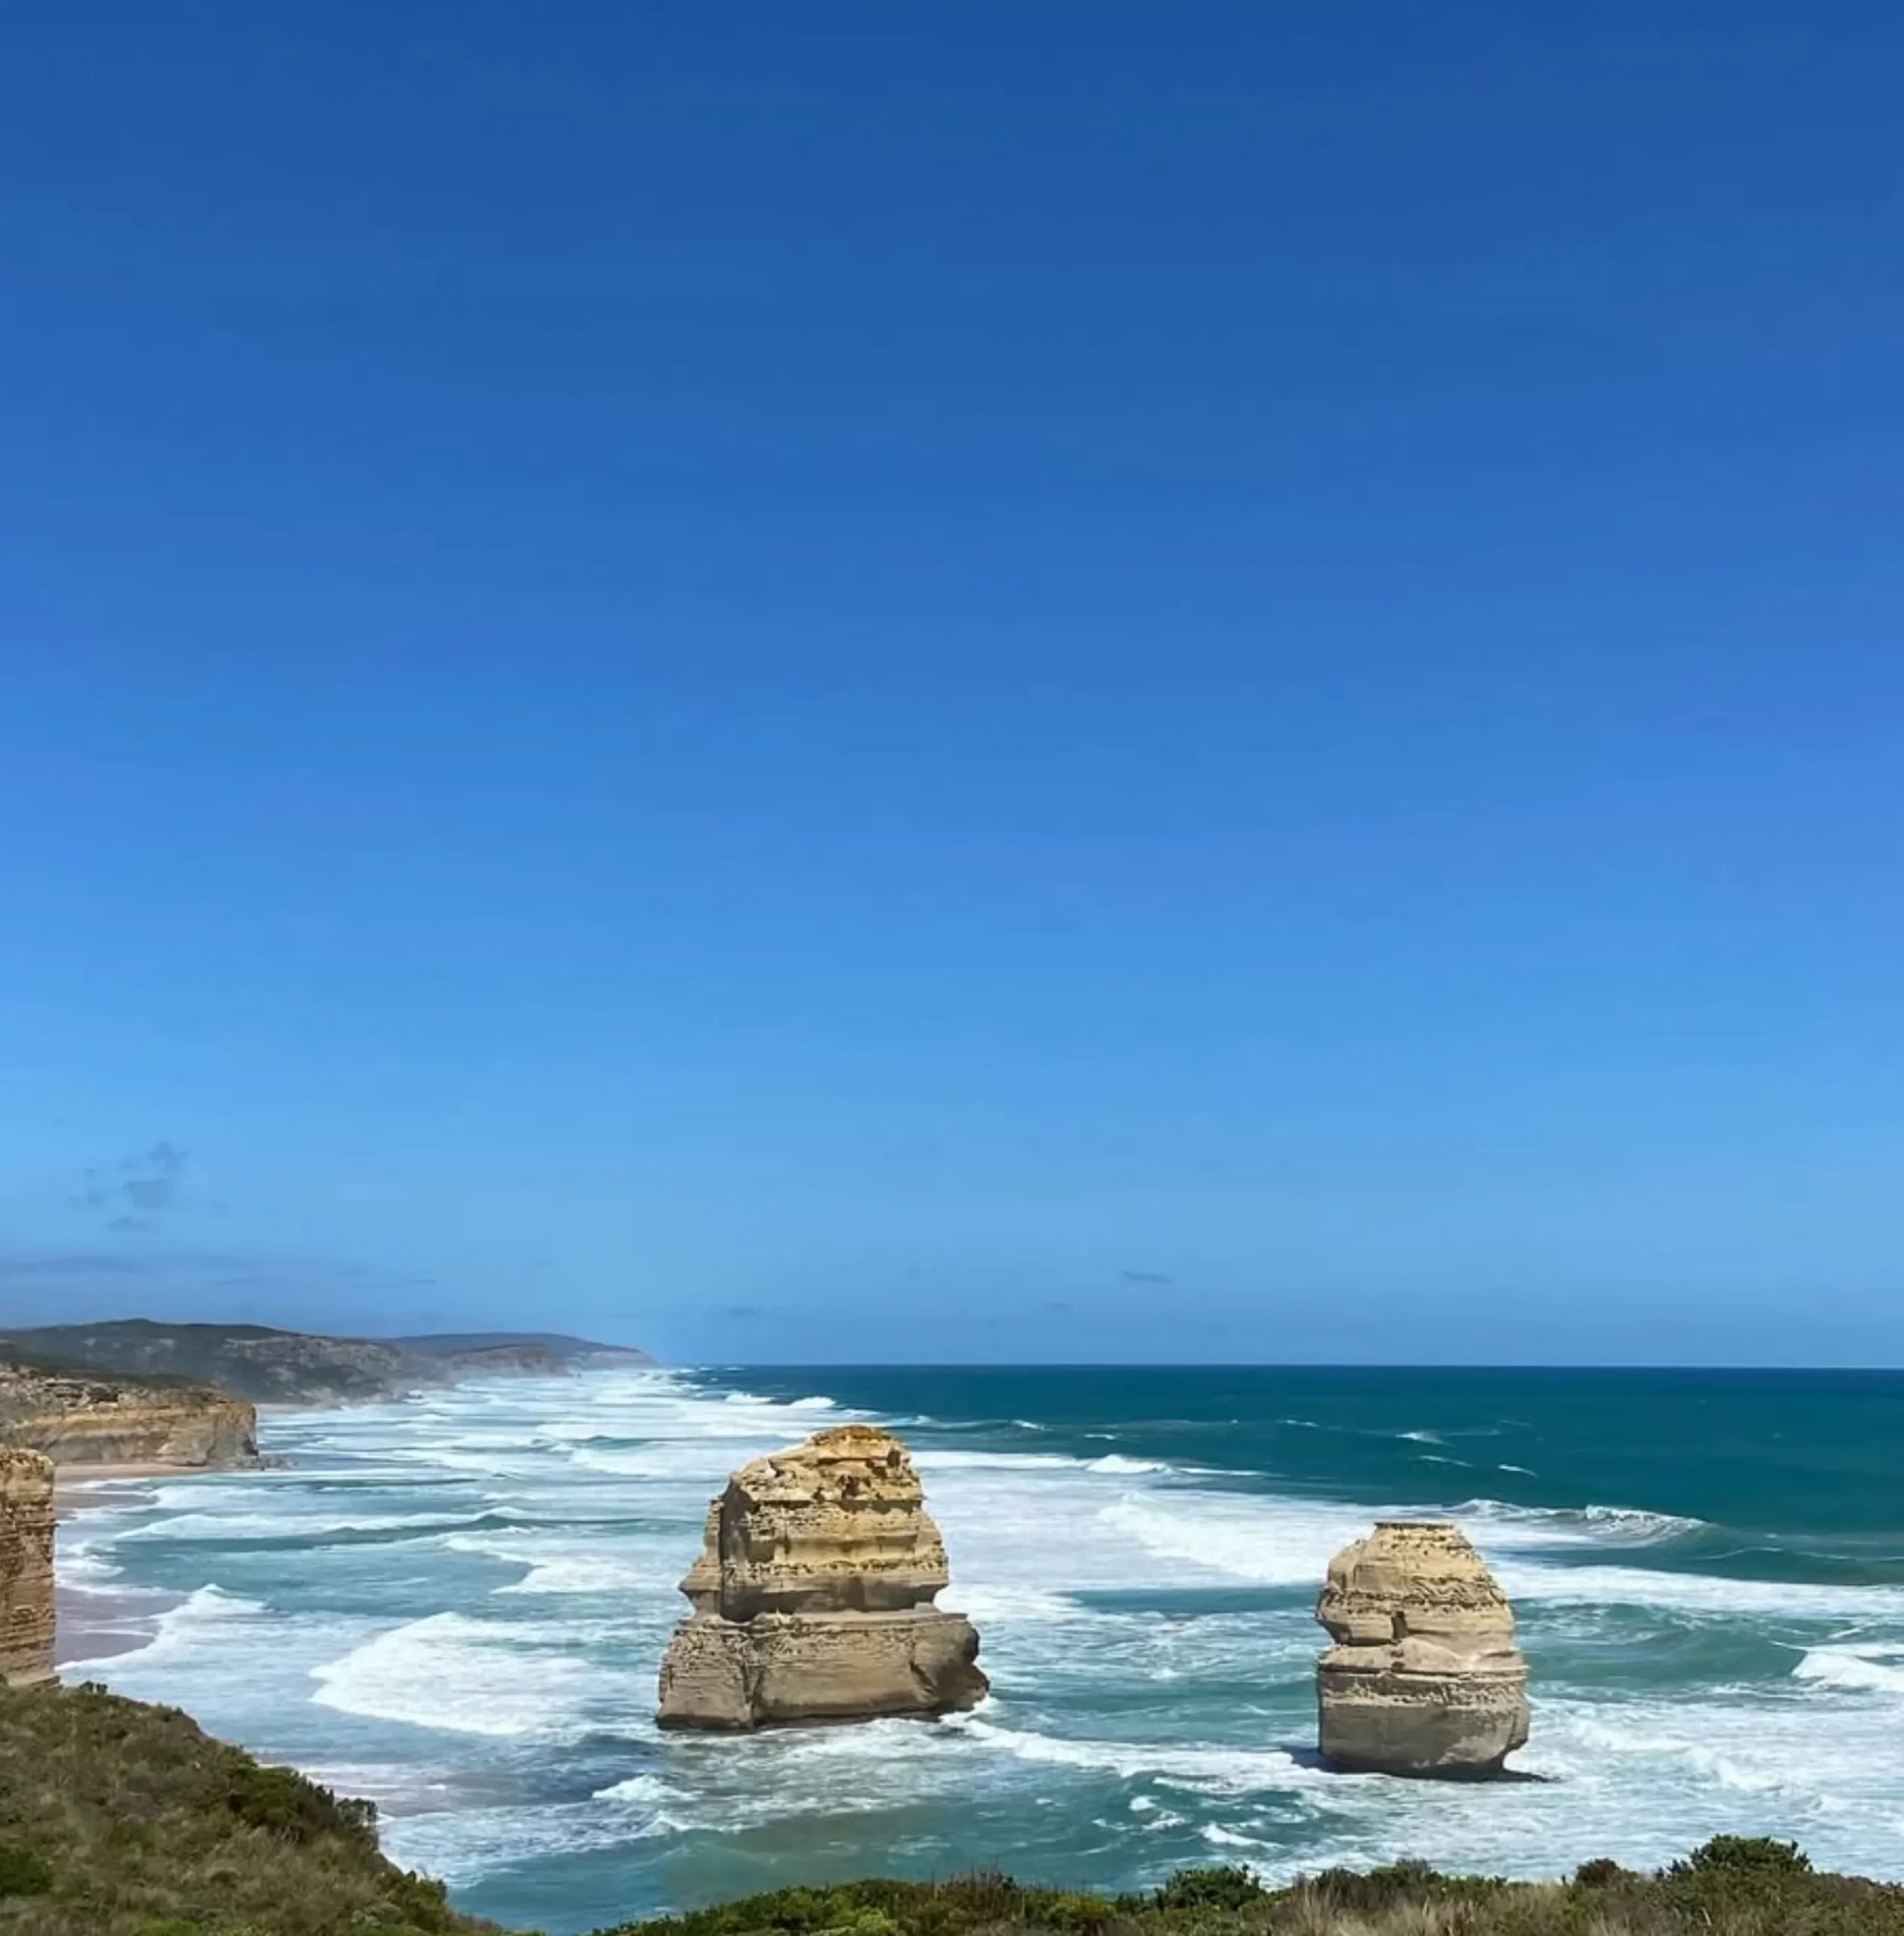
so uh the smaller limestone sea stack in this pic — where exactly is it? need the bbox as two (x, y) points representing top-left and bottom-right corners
(0, 1450), (56, 1687)
(1316, 1519), (1529, 1778)
(658, 1423), (988, 1730)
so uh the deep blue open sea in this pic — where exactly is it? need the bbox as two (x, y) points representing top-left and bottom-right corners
(54, 1365), (1904, 1933)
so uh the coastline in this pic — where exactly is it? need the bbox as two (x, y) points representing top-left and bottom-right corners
(54, 1462), (224, 1671)
(50, 1364), (1904, 1919)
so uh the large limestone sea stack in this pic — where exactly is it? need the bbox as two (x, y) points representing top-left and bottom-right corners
(1316, 1519), (1529, 1777)
(657, 1423), (988, 1730)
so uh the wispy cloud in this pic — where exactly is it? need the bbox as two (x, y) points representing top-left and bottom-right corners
(0, 1252), (158, 1280)
(70, 1141), (191, 1234)
(1121, 1269), (1174, 1286)
(0, 1244), (436, 1313)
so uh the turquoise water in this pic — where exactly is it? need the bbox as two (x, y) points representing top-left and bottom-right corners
(56, 1366), (1904, 1933)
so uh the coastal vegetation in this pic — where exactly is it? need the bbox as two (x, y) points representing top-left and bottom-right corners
(0, 1680), (498, 1935)
(2, 1678), (1900, 1936)
(597, 1842), (1904, 1936)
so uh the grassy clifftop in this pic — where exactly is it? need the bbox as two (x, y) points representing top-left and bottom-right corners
(0, 1681), (498, 1936)
(596, 1847), (1904, 1936)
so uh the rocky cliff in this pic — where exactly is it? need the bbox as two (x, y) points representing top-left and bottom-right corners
(0, 1449), (55, 1685)
(658, 1423), (988, 1730)
(0, 1360), (259, 1469)
(1316, 1519), (1530, 1777)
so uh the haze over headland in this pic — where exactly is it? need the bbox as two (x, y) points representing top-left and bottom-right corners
(3, 2), (1900, 1366)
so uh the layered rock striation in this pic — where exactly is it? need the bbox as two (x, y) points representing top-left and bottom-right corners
(0, 1361), (259, 1469)
(0, 1450), (55, 1686)
(1316, 1519), (1529, 1777)
(658, 1423), (988, 1729)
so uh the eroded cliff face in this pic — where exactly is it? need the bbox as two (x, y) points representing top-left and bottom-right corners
(0, 1450), (55, 1686)
(1316, 1519), (1530, 1777)
(659, 1424), (988, 1729)
(0, 1364), (259, 1469)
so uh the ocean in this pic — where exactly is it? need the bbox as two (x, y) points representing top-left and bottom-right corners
(54, 1364), (1904, 1934)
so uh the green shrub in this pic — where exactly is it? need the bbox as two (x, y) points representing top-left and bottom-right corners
(1670, 1835), (1813, 1877)
(1038, 1894), (1119, 1935)
(1307, 1860), (1451, 1914)
(222, 1761), (380, 1849)
(1152, 1866), (1264, 1912)
(0, 1842), (54, 1896)
(820, 1911), (902, 1936)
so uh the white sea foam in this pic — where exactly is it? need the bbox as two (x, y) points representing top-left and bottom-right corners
(1095, 1493), (1365, 1586)
(296, 1761), (466, 1813)
(383, 1801), (678, 1887)
(913, 1450), (1081, 1472)
(502, 1553), (647, 1596)
(1793, 1646), (1904, 1695)
(1087, 1454), (1166, 1475)
(60, 1584), (264, 1672)
(1502, 1562), (1904, 1619)
(122, 1509), (489, 1544)
(594, 1773), (671, 1805)
(1583, 1503), (1705, 1540)
(951, 1715), (1327, 1792)
(1456, 1499), (1706, 1550)
(440, 1526), (650, 1595)
(310, 1612), (627, 1739)
(954, 1584), (1084, 1624)
(789, 1395), (837, 1411)
(52, 1550), (130, 1592)
(569, 1445), (701, 1478)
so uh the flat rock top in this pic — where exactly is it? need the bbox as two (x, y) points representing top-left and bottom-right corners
(1327, 1520), (1509, 1596)
(730, 1425), (924, 1506)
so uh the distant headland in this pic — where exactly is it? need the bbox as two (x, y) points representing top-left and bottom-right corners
(0, 1318), (652, 1474)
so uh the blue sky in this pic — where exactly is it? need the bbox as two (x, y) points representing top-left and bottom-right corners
(2, 2), (1899, 1363)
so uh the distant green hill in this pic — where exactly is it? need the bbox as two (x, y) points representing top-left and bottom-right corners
(0, 1320), (650, 1406)
(395, 1331), (652, 1360)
